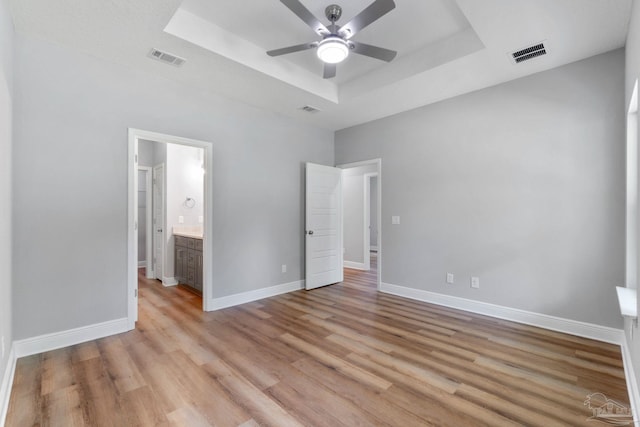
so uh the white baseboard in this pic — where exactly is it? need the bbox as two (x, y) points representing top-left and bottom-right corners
(137, 261), (146, 268)
(146, 269), (154, 279)
(0, 345), (16, 427)
(344, 261), (366, 270)
(207, 280), (304, 311)
(370, 246), (378, 251)
(13, 318), (129, 358)
(162, 277), (178, 287)
(380, 283), (624, 345)
(621, 332), (640, 427)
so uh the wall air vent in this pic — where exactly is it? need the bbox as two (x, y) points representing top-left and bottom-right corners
(300, 105), (321, 113)
(511, 42), (547, 64)
(148, 48), (186, 67)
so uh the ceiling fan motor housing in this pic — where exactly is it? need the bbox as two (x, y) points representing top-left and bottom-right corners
(325, 4), (342, 23)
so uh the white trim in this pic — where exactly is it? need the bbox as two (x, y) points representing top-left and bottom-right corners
(152, 163), (166, 286)
(0, 346), (16, 427)
(380, 282), (624, 344)
(128, 130), (137, 330)
(621, 332), (640, 427)
(370, 246), (378, 251)
(162, 277), (178, 287)
(13, 318), (129, 358)
(344, 261), (367, 270)
(138, 165), (153, 279)
(626, 79), (639, 289)
(138, 261), (146, 268)
(363, 172), (377, 272)
(208, 280), (304, 311)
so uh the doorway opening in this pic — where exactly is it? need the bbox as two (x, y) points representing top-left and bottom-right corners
(338, 159), (382, 290)
(127, 129), (213, 330)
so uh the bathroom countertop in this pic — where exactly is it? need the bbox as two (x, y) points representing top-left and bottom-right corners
(173, 226), (203, 239)
(173, 231), (203, 239)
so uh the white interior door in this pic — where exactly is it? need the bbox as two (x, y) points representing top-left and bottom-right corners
(305, 163), (343, 290)
(153, 164), (165, 282)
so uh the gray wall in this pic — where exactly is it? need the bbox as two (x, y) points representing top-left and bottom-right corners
(12, 34), (333, 340)
(138, 139), (155, 167)
(336, 49), (625, 328)
(0, 0), (13, 398)
(137, 170), (148, 265)
(625, 0), (640, 398)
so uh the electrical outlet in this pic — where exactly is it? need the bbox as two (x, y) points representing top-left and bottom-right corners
(178, 216), (184, 224)
(471, 277), (480, 289)
(446, 273), (454, 284)
(281, 264), (287, 273)
(392, 216), (400, 225)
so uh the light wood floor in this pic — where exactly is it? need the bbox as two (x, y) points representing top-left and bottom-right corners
(6, 254), (630, 426)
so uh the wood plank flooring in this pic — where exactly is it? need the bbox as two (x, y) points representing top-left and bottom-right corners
(6, 254), (631, 426)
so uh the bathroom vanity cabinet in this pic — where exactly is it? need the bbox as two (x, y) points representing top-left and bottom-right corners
(175, 235), (203, 293)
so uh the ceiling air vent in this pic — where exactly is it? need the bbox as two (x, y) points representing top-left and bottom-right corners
(300, 105), (321, 113)
(511, 42), (547, 64)
(148, 48), (186, 67)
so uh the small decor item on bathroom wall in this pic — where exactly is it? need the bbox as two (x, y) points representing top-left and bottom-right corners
(184, 197), (196, 208)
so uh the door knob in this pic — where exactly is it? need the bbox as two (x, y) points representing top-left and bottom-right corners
(157, 229), (163, 232)
(308, 230), (314, 235)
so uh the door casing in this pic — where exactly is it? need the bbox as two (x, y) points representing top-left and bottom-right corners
(337, 159), (382, 290)
(127, 128), (214, 330)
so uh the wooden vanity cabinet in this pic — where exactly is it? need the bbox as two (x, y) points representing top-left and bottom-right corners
(175, 235), (203, 293)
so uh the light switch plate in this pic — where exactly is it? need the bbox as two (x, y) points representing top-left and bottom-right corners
(178, 216), (184, 224)
(198, 216), (203, 224)
(392, 216), (400, 225)
(471, 277), (480, 289)
(281, 264), (287, 273)
(446, 273), (454, 284)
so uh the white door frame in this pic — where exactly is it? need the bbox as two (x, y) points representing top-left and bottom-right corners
(152, 163), (165, 283)
(128, 128), (214, 330)
(337, 159), (382, 290)
(363, 172), (378, 271)
(137, 166), (153, 277)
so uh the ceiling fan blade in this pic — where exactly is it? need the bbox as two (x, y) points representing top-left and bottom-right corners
(323, 63), (337, 79)
(267, 42), (316, 57)
(339, 0), (396, 39)
(350, 41), (397, 62)
(280, 0), (330, 37)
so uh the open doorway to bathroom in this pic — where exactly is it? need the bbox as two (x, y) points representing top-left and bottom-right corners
(338, 159), (382, 290)
(128, 129), (213, 329)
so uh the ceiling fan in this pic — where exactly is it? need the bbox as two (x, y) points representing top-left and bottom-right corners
(267, 0), (397, 79)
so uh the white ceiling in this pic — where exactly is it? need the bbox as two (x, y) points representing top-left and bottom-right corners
(7, 0), (633, 130)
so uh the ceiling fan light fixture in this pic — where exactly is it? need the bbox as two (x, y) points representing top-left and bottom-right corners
(317, 36), (349, 64)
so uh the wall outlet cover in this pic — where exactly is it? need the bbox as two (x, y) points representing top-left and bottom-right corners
(471, 277), (480, 289)
(392, 216), (400, 225)
(178, 215), (184, 224)
(281, 264), (287, 273)
(446, 273), (454, 284)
